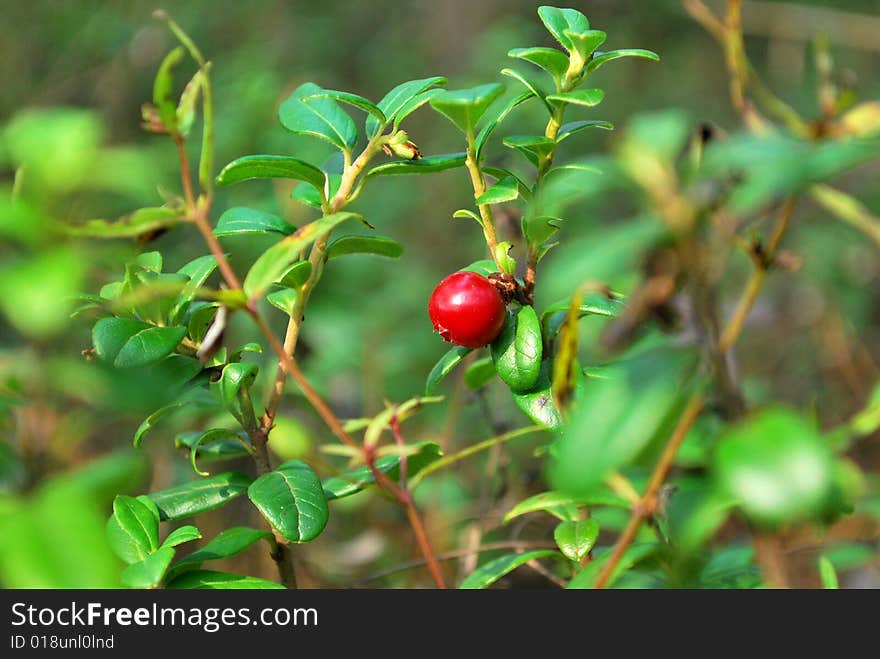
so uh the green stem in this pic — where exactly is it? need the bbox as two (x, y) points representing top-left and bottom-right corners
(464, 130), (501, 267)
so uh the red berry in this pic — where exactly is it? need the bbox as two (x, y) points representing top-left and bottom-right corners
(428, 271), (506, 348)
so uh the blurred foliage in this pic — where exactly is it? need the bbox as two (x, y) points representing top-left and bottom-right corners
(1, 1), (879, 589)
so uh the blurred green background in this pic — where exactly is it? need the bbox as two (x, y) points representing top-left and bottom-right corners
(1, 0), (879, 588)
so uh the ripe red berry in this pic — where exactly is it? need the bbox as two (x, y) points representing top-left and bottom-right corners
(428, 271), (506, 348)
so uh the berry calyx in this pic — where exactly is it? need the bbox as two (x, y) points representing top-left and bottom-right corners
(428, 271), (507, 348)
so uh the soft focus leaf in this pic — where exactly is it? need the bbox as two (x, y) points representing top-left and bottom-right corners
(459, 550), (560, 589)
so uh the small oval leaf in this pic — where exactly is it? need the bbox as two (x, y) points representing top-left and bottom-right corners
(247, 460), (329, 542)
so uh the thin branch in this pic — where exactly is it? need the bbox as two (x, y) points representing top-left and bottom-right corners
(594, 391), (705, 589)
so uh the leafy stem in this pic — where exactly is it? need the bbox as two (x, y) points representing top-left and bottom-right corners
(464, 128), (502, 268)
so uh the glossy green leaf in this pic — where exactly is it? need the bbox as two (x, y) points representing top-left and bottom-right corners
(243, 212), (359, 299)
(214, 206), (295, 238)
(482, 166), (534, 202)
(546, 89), (604, 108)
(166, 570), (284, 589)
(459, 259), (497, 277)
(121, 547), (175, 589)
(475, 92), (534, 160)
(476, 175), (519, 205)
(291, 173), (341, 209)
(501, 68), (552, 113)
(459, 550), (560, 589)
(491, 306), (543, 393)
(393, 88), (445, 130)
(215, 154), (325, 190)
(267, 288), (298, 315)
(218, 362), (259, 428)
(554, 519), (599, 562)
(92, 318), (185, 369)
(503, 491), (587, 524)
(366, 152), (466, 177)
(425, 346), (472, 395)
(566, 30), (607, 65)
(452, 209), (483, 226)
(464, 356), (495, 389)
(322, 442), (442, 500)
(367, 76), (447, 138)
(508, 47), (569, 81)
(248, 460), (329, 542)
(170, 527), (272, 575)
(148, 472), (252, 521)
(537, 6), (590, 51)
(161, 525), (201, 549)
(133, 401), (186, 448)
(503, 135), (556, 167)
(429, 83), (505, 134)
(278, 82), (357, 151)
(276, 260), (313, 288)
(713, 407), (834, 527)
(818, 555), (839, 589)
(557, 120), (613, 142)
(106, 495), (160, 565)
(189, 429), (247, 476)
(586, 49), (660, 75)
(326, 235), (403, 259)
(170, 254), (217, 323)
(304, 89), (384, 124)
(153, 46), (185, 132)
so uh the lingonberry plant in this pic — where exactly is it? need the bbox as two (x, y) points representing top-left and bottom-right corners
(3, 2), (878, 590)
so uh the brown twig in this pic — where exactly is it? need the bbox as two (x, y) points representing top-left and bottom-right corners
(594, 392), (705, 588)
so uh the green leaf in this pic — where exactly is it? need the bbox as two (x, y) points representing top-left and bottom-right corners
(133, 401), (186, 448)
(277, 260), (313, 288)
(475, 92), (534, 160)
(459, 259), (497, 277)
(542, 292), (626, 337)
(66, 207), (184, 239)
(459, 550), (561, 589)
(189, 429), (248, 476)
(550, 347), (698, 496)
(170, 254), (217, 323)
(512, 361), (564, 430)
(214, 206), (296, 238)
(106, 495), (160, 565)
(148, 471), (252, 521)
(818, 555), (839, 589)
(326, 235), (403, 259)
(218, 362), (259, 428)
(503, 491), (588, 523)
(475, 176), (519, 205)
(522, 215), (563, 247)
(546, 89), (604, 108)
(176, 69), (205, 138)
(557, 120), (613, 142)
(453, 209), (483, 226)
(491, 306), (543, 393)
(153, 46), (185, 132)
(175, 430), (251, 462)
(367, 76), (447, 138)
(482, 166), (534, 202)
(586, 49), (660, 75)
(161, 525), (202, 549)
(170, 527), (272, 574)
(366, 152), (466, 177)
(567, 543), (659, 589)
(464, 356), (495, 389)
(494, 241), (517, 276)
(566, 30), (607, 65)
(267, 288), (298, 315)
(429, 83), (505, 134)
(304, 89), (384, 124)
(425, 346), (472, 395)
(393, 88), (445, 130)
(713, 407), (834, 527)
(243, 212), (360, 299)
(537, 6), (590, 51)
(166, 570), (284, 590)
(215, 155), (325, 190)
(554, 519), (599, 562)
(248, 460), (329, 542)
(121, 547), (175, 589)
(503, 135), (556, 167)
(278, 82), (357, 151)
(92, 318), (186, 369)
(508, 47), (569, 82)
(501, 68), (552, 114)
(322, 442), (442, 500)
(291, 173), (341, 209)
